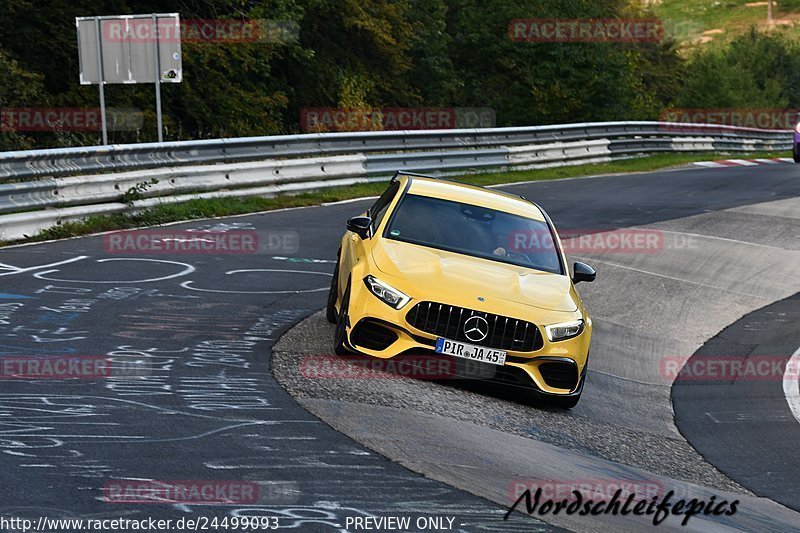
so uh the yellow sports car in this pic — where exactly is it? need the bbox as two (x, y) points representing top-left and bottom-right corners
(326, 172), (595, 408)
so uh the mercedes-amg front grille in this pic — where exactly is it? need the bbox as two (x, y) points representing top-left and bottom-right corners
(405, 301), (543, 352)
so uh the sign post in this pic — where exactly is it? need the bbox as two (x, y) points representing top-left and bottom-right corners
(92, 17), (108, 144)
(152, 14), (164, 142)
(76, 13), (182, 144)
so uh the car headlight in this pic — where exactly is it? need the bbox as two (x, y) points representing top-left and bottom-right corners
(545, 319), (584, 342)
(364, 275), (411, 309)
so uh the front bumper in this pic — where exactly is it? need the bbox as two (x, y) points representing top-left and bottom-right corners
(344, 287), (591, 396)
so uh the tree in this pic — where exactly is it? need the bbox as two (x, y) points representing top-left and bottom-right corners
(0, 50), (49, 150)
(0, 0), (688, 147)
(445, 0), (676, 124)
(676, 29), (800, 109)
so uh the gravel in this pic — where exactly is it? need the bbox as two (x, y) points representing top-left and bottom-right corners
(271, 311), (751, 496)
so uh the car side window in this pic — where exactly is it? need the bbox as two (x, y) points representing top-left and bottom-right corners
(370, 181), (400, 232)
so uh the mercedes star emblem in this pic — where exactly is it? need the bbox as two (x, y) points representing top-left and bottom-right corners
(463, 315), (489, 343)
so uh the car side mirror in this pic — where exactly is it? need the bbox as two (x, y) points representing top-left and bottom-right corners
(572, 262), (596, 284)
(347, 216), (372, 239)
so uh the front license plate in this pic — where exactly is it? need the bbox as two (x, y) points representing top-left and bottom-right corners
(435, 338), (507, 366)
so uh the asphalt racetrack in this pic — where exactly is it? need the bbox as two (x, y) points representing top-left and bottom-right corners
(1, 162), (799, 532)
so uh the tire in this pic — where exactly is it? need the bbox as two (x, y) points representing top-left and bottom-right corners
(325, 255), (340, 324)
(333, 281), (352, 355)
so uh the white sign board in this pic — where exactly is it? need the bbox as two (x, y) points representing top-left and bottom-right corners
(76, 14), (182, 84)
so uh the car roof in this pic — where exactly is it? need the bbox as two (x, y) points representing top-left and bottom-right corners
(399, 174), (546, 222)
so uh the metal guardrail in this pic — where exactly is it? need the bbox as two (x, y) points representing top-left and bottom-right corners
(0, 121), (791, 241)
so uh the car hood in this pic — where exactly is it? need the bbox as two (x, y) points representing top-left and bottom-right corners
(372, 240), (578, 312)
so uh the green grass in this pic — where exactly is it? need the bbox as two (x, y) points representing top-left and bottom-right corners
(655, 0), (800, 49)
(4, 151), (788, 247)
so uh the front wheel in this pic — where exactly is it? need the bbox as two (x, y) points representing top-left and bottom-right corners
(333, 281), (352, 355)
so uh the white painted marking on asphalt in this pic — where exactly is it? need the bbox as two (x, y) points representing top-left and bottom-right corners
(0, 256), (88, 277)
(32, 258), (195, 284)
(491, 166), (688, 188)
(321, 196), (378, 206)
(706, 410), (793, 424)
(693, 158), (792, 168)
(226, 268), (331, 276)
(271, 256), (337, 264)
(782, 346), (800, 424)
(572, 256), (770, 300)
(657, 229), (791, 250)
(589, 367), (671, 387)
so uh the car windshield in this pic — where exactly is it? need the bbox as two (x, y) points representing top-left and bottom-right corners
(385, 193), (563, 275)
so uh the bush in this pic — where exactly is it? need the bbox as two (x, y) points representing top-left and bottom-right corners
(677, 29), (800, 109)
